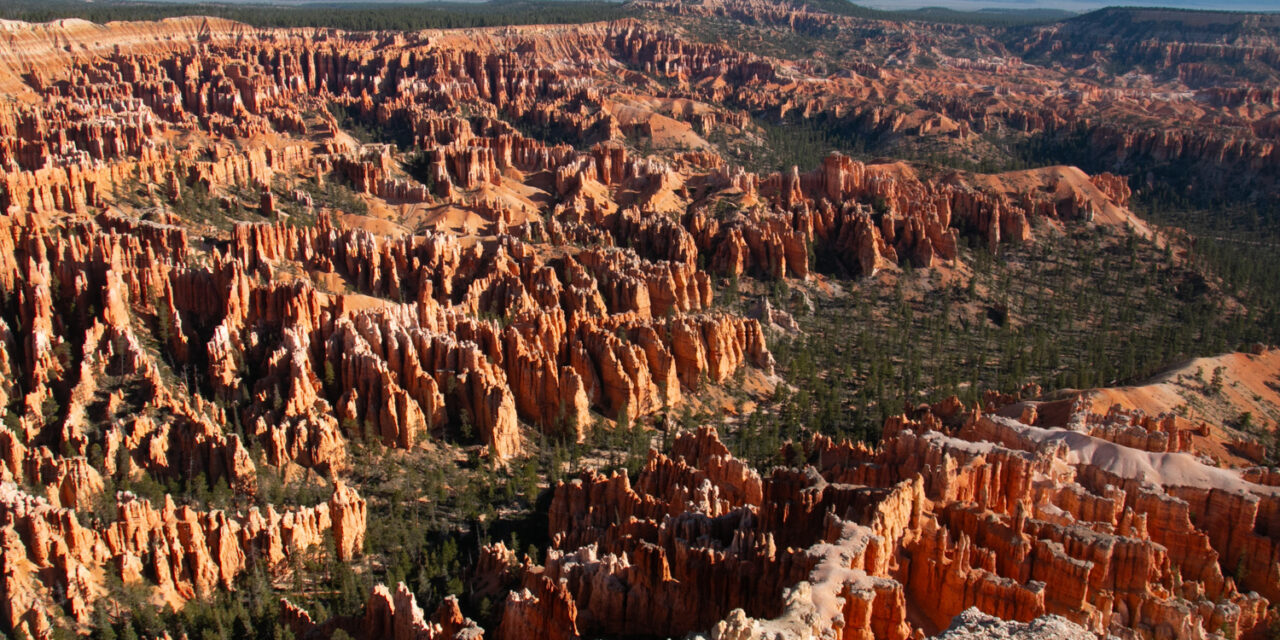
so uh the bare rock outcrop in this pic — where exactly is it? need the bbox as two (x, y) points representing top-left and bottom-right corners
(282, 582), (484, 640)
(498, 404), (1279, 640)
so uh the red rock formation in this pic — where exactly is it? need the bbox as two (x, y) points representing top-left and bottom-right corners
(0, 9), (1271, 639)
(1090, 172), (1132, 207)
(282, 582), (485, 640)
(496, 574), (580, 640)
(502, 401), (1278, 640)
(329, 482), (367, 562)
(0, 481), (365, 635)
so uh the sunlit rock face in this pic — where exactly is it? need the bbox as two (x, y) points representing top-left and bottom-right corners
(482, 409), (1280, 640)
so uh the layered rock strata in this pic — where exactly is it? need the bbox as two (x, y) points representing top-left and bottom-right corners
(481, 409), (1280, 640)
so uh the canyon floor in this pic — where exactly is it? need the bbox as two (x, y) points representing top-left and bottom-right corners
(0, 1), (1278, 639)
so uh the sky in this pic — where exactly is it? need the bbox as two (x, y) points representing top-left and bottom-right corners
(109, 0), (1280, 13)
(860, 0), (1280, 11)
